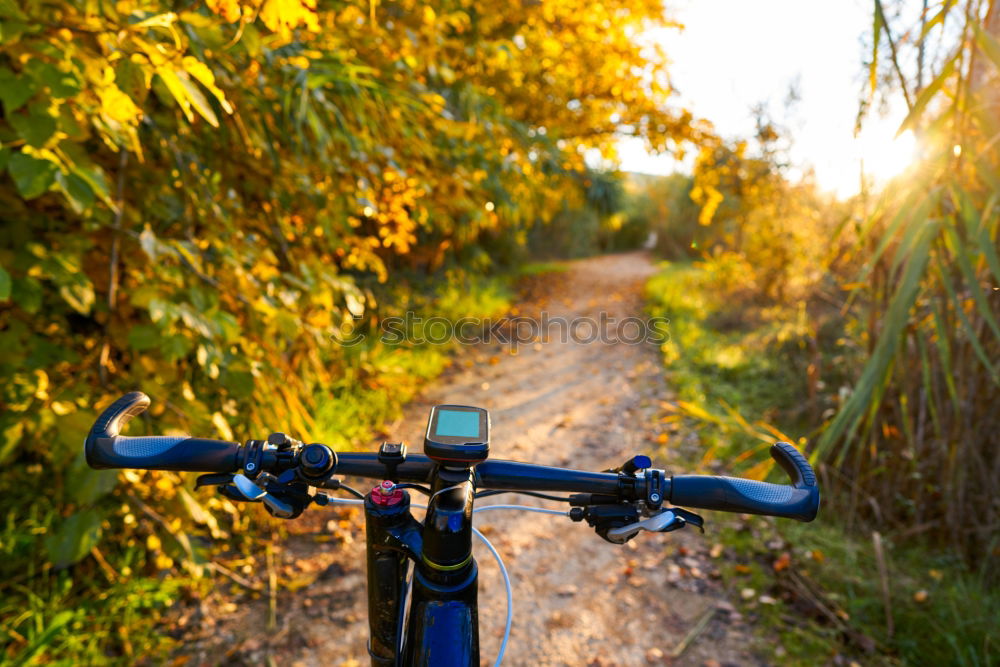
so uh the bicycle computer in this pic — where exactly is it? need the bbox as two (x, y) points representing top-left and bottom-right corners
(424, 405), (490, 466)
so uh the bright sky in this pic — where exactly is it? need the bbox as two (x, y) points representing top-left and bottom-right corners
(618, 0), (915, 198)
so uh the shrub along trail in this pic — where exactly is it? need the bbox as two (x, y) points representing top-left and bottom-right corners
(174, 252), (768, 666)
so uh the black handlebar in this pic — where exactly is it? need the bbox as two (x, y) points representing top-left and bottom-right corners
(84, 393), (818, 522)
(85, 392), (241, 472)
(669, 442), (820, 522)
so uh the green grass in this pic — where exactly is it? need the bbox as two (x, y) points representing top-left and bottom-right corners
(0, 503), (186, 664)
(515, 261), (570, 277)
(709, 515), (998, 666)
(646, 259), (998, 666)
(645, 260), (811, 468)
(314, 272), (513, 448)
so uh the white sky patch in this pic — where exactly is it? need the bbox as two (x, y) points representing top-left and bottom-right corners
(616, 0), (913, 198)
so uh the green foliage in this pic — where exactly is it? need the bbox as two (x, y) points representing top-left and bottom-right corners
(0, 0), (688, 661)
(314, 274), (512, 448)
(645, 260), (814, 473)
(515, 261), (570, 277)
(523, 169), (635, 259)
(815, 0), (1000, 569)
(45, 509), (103, 570)
(639, 3), (999, 662)
(643, 2), (999, 571)
(713, 514), (998, 666)
(648, 261), (997, 666)
(623, 172), (702, 258)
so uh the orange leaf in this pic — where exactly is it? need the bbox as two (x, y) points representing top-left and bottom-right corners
(772, 551), (791, 572)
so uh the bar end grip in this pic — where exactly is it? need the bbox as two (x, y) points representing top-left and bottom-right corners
(85, 392), (240, 472)
(669, 442), (820, 522)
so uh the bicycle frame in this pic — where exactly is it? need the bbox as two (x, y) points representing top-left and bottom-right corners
(365, 467), (479, 666)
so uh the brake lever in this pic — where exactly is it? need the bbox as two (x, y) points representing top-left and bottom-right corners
(670, 506), (705, 533)
(195, 473), (234, 489)
(231, 473), (296, 518)
(606, 508), (686, 542)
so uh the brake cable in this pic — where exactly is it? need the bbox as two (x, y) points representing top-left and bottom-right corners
(475, 489), (572, 503)
(320, 497), (573, 666)
(472, 525), (513, 667)
(473, 504), (569, 518)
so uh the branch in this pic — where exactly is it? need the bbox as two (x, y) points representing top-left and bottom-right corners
(875, 0), (914, 111)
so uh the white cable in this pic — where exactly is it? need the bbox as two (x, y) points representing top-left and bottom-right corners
(427, 483), (466, 503)
(321, 496), (567, 667)
(472, 525), (512, 667)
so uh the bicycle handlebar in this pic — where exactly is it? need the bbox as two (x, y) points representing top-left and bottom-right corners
(85, 393), (819, 522)
(669, 442), (819, 521)
(85, 392), (241, 472)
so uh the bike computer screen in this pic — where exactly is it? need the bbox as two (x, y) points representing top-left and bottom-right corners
(424, 405), (490, 466)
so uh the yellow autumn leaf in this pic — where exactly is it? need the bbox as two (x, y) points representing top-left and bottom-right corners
(206, 0), (241, 23)
(259, 0), (319, 40)
(181, 56), (234, 114)
(157, 67), (221, 126)
(98, 85), (141, 124)
(211, 412), (234, 441)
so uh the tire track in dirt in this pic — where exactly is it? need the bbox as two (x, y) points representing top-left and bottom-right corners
(177, 252), (764, 667)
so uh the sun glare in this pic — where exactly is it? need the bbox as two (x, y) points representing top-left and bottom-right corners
(857, 126), (918, 185)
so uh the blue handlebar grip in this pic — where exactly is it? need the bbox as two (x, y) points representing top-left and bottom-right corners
(669, 442), (820, 522)
(85, 392), (241, 472)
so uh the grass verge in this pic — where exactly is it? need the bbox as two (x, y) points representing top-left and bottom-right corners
(645, 259), (997, 666)
(314, 271), (513, 446)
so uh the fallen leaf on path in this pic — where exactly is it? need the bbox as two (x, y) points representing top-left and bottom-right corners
(773, 551), (791, 572)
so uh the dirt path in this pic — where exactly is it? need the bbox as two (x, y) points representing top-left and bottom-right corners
(177, 252), (762, 666)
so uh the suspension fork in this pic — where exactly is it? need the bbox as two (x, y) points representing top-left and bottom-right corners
(364, 489), (421, 666)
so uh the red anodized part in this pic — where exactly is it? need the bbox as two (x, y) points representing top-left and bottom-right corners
(371, 480), (404, 506)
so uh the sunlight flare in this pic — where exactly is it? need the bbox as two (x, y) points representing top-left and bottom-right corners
(858, 127), (918, 184)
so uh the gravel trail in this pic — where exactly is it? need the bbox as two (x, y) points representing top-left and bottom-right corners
(178, 252), (764, 667)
